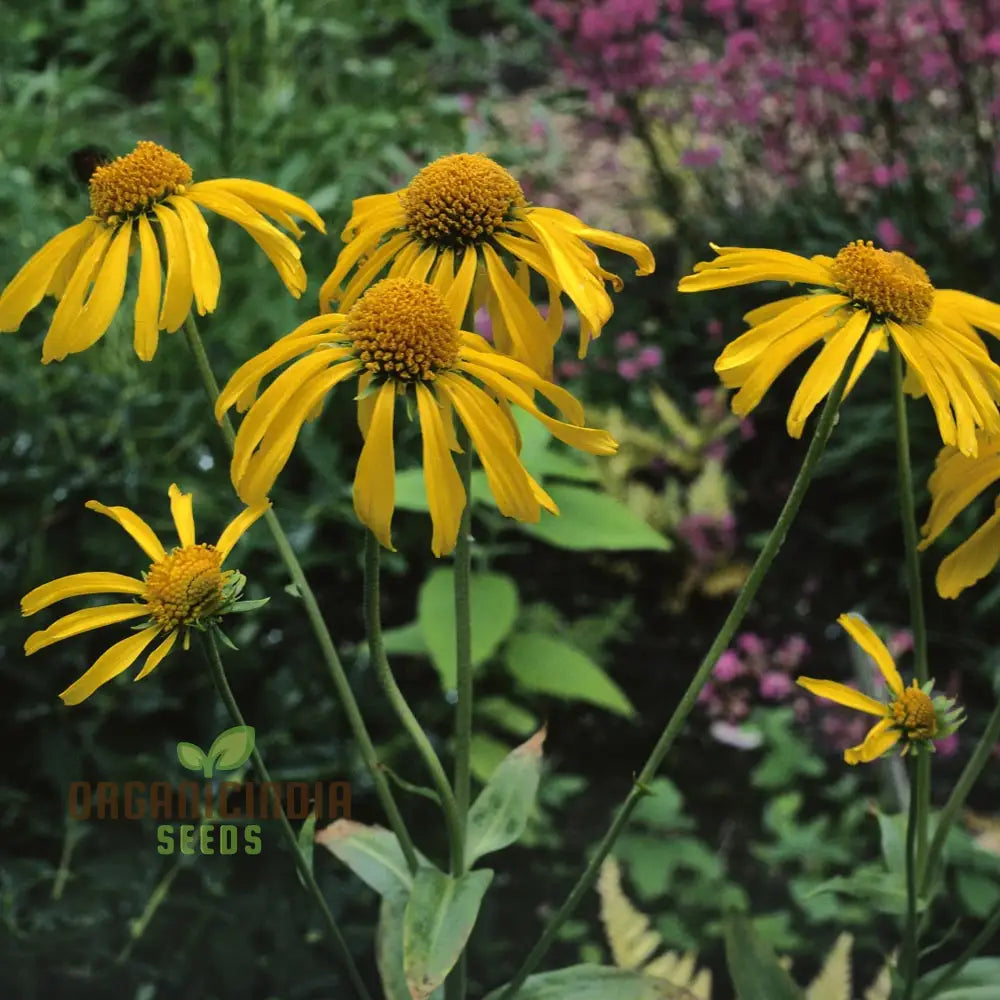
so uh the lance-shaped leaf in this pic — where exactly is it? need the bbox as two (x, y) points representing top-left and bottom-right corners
(315, 820), (428, 897)
(378, 890), (445, 1000)
(482, 965), (701, 999)
(207, 725), (255, 774)
(465, 728), (545, 866)
(296, 812), (317, 886)
(403, 867), (493, 999)
(723, 911), (804, 1000)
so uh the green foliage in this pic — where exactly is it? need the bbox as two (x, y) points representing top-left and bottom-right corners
(723, 911), (804, 1000)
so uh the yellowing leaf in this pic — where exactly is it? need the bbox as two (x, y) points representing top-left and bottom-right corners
(805, 933), (852, 1000)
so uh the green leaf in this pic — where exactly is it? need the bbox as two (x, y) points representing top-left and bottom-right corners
(518, 485), (672, 552)
(176, 741), (206, 772)
(723, 911), (804, 1000)
(505, 633), (635, 717)
(483, 965), (700, 999)
(418, 569), (519, 689)
(297, 812), (317, 878)
(208, 725), (255, 773)
(394, 467), (495, 512)
(315, 820), (426, 897)
(403, 868), (493, 999)
(377, 891), (445, 1000)
(476, 697), (538, 736)
(226, 597), (271, 614)
(918, 958), (1000, 999)
(470, 734), (511, 783)
(382, 620), (428, 656)
(466, 728), (545, 866)
(875, 808), (906, 877)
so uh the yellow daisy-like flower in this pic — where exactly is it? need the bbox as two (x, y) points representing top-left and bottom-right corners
(919, 432), (1000, 598)
(317, 153), (654, 374)
(0, 141), (325, 363)
(217, 277), (617, 556)
(678, 241), (1000, 456)
(22, 484), (270, 705)
(797, 613), (963, 765)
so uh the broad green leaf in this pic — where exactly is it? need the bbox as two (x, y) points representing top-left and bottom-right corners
(505, 633), (635, 717)
(723, 911), (803, 1000)
(918, 958), (1000, 999)
(382, 620), (428, 656)
(518, 485), (672, 552)
(512, 409), (598, 483)
(377, 891), (444, 1000)
(483, 965), (700, 1000)
(176, 741), (206, 772)
(418, 568), (519, 689)
(470, 733), (511, 783)
(403, 868), (493, 999)
(466, 728), (545, 866)
(476, 696), (538, 736)
(315, 820), (426, 897)
(208, 725), (255, 772)
(394, 467), (494, 511)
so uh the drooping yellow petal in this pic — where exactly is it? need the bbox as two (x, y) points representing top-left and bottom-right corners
(935, 502), (1000, 598)
(356, 371), (376, 438)
(171, 195), (222, 316)
(338, 232), (413, 311)
(153, 203), (194, 332)
(192, 178), (325, 235)
(837, 612), (904, 697)
(481, 244), (552, 373)
(0, 219), (98, 332)
(132, 629), (179, 682)
(415, 382), (466, 557)
(84, 500), (167, 562)
(134, 214), (163, 361)
(494, 232), (559, 286)
(168, 484), (196, 548)
(59, 625), (162, 706)
(319, 224), (396, 310)
(920, 449), (1000, 546)
(796, 676), (887, 716)
(679, 245), (836, 292)
(935, 288), (1000, 339)
(443, 246), (478, 327)
(405, 244), (438, 284)
(25, 603), (150, 655)
(842, 322), (888, 398)
(353, 380), (397, 549)
(341, 191), (406, 241)
(844, 718), (901, 765)
(553, 216), (655, 276)
(216, 501), (272, 560)
(430, 248), (455, 297)
(742, 294), (814, 327)
(21, 572), (147, 616)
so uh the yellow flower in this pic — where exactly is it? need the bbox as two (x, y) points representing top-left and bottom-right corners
(317, 153), (654, 374)
(797, 613), (963, 765)
(919, 432), (1000, 597)
(0, 141), (325, 363)
(22, 484), (270, 705)
(678, 241), (1000, 456)
(216, 277), (617, 556)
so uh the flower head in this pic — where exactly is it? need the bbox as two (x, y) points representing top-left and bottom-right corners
(797, 613), (963, 765)
(0, 141), (325, 363)
(21, 485), (269, 705)
(216, 277), (617, 556)
(678, 241), (1000, 456)
(919, 432), (1000, 597)
(318, 153), (654, 374)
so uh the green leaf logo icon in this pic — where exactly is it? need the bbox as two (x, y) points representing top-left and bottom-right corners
(176, 726), (255, 778)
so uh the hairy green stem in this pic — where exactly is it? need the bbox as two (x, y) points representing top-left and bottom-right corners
(182, 314), (418, 872)
(498, 355), (854, 999)
(364, 531), (464, 873)
(200, 631), (372, 1000)
(903, 753), (921, 1000)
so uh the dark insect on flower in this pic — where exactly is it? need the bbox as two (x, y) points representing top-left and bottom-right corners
(68, 145), (112, 186)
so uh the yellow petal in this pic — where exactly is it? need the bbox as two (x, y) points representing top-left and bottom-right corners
(935, 503), (1000, 598)
(216, 501), (272, 561)
(153, 203), (194, 332)
(168, 483), (196, 548)
(341, 191), (405, 241)
(66, 219), (133, 355)
(844, 718), (901, 766)
(935, 288), (1000, 339)
(431, 248), (455, 297)
(171, 195), (222, 316)
(742, 294), (814, 327)
(132, 629), (179, 682)
(192, 178), (326, 234)
(920, 451), (1000, 546)
(796, 676), (887, 716)
(25, 603), (150, 655)
(494, 232), (559, 285)
(338, 232), (413, 311)
(386, 239), (422, 279)
(406, 244), (438, 284)
(134, 214), (163, 361)
(842, 322), (887, 398)
(569, 222), (655, 275)
(85, 500), (167, 562)
(353, 380), (397, 549)
(679, 245), (836, 292)
(319, 225), (395, 310)
(836, 613), (904, 696)
(415, 383), (466, 556)
(0, 219), (98, 331)
(58, 626), (162, 705)
(481, 245), (551, 373)
(21, 572), (147, 616)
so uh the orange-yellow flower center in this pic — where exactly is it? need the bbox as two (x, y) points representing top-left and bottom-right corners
(145, 544), (225, 631)
(403, 153), (525, 246)
(89, 141), (193, 223)
(830, 240), (934, 325)
(890, 685), (938, 740)
(345, 278), (460, 381)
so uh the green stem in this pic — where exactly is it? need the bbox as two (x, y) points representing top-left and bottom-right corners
(891, 344), (930, 881)
(364, 531), (464, 873)
(182, 315), (418, 873)
(903, 753), (921, 1000)
(200, 631), (372, 1000)
(916, 900), (1000, 999)
(498, 354), (854, 999)
(922, 697), (1000, 896)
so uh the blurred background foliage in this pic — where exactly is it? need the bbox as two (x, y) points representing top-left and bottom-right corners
(3, 1), (1000, 998)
